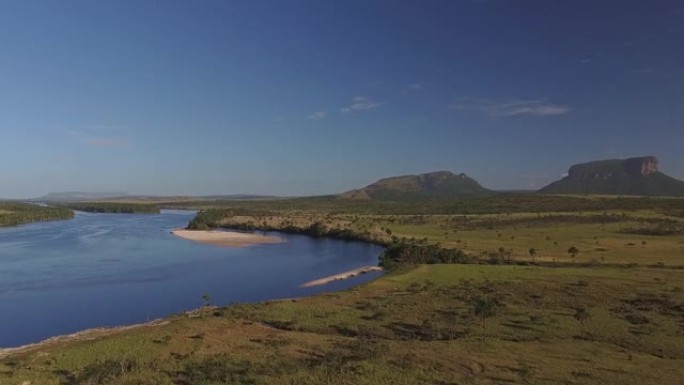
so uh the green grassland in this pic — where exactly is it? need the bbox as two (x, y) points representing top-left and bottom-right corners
(2, 265), (682, 385)
(1, 194), (683, 384)
(0, 202), (74, 227)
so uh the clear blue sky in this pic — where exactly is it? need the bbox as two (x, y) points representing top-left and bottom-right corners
(1, 0), (683, 198)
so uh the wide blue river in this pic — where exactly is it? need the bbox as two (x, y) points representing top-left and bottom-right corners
(0, 210), (383, 347)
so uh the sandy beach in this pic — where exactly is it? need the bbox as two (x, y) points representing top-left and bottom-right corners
(300, 266), (383, 288)
(171, 229), (283, 247)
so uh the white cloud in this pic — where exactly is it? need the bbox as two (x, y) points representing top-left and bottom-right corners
(340, 96), (381, 113)
(451, 97), (571, 117)
(308, 111), (328, 120)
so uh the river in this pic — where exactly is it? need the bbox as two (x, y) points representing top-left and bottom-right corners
(0, 210), (383, 347)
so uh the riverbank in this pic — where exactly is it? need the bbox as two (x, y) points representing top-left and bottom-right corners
(0, 319), (169, 359)
(171, 228), (283, 247)
(300, 266), (383, 287)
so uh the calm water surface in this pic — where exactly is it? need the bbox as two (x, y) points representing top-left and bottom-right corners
(0, 210), (383, 347)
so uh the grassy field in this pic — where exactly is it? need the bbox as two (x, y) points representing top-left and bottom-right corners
(190, 207), (684, 266)
(1, 194), (683, 384)
(2, 265), (682, 385)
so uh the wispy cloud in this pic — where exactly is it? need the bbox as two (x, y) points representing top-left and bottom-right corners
(340, 96), (381, 113)
(623, 33), (656, 47)
(400, 82), (428, 95)
(64, 127), (132, 147)
(631, 68), (656, 75)
(84, 137), (130, 147)
(308, 111), (328, 120)
(451, 97), (571, 117)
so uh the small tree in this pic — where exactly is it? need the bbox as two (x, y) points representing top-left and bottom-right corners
(528, 248), (537, 261)
(567, 246), (579, 264)
(573, 306), (591, 333)
(498, 247), (506, 260)
(201, 293), (211, 319)
(472, 296), (499, 342)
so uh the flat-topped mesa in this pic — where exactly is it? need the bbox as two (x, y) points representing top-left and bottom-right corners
(541, 155), (684, 196)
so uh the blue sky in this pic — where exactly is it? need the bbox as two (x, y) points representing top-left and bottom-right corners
(1, 0), (683, 198)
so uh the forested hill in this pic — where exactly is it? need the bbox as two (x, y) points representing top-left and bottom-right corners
(341, 171), (495, 201)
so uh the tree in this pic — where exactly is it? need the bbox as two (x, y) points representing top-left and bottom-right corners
(201, 293), (211, 319)
(567, 246), (579, 264)
(573, 306), (591, 333)
(528, 248), (537, 261)
(472, 296), (499, 342)
(498, 247), (506, 260)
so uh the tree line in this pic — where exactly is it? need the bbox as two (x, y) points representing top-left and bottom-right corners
(0, 202), (74, 227)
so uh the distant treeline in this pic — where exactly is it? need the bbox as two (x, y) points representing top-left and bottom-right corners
(0, 203), (74, 227)
(60, 202), (160, 214)
(173, 194), (684, 216)
(619, 218), (684, 236)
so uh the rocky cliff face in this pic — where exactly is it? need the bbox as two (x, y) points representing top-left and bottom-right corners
(622, 156), (658, 176)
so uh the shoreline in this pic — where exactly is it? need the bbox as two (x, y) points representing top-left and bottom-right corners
(300, 266), (384, 288)
(171, 228), (283, 247)
(0, 319), (169, 359)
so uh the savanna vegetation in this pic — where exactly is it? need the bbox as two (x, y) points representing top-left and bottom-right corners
(2, 193), (684, 384)
(0, 202), (74, 227)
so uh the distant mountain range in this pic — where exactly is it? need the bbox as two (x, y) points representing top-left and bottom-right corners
(32, 156), (684, 203)
(540, 156), (684, 196)
(35, 192), (130, 202)
(340, 171), (495, 201)
(338, 156), (684, 201)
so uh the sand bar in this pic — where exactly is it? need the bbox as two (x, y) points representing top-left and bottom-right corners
(171, 229), (283, 247)
(300, 266), (383, 288)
